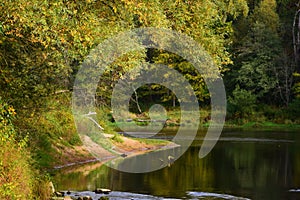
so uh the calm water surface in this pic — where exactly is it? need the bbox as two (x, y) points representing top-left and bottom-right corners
(53, 128), (300, 199)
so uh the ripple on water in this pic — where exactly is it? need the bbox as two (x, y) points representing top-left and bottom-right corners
(187, 191), (251, 200)
(61, 190), (252, 200)
(62, 191), (181, 200)
(289, 189), (300, 192)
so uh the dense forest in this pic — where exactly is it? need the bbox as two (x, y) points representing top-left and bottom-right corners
(0, 0), (300, 199)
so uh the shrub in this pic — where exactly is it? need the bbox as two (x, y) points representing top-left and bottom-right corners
(228, 85), (257, 119)
(0, 138), (35, 199)
(287, 98), (300, 122)
(0, 98), (35, 199)
(22, 95), (82, 167)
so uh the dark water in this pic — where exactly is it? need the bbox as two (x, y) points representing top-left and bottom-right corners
(53, 128), (300, 199)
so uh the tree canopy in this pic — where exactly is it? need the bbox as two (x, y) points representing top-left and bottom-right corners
(0, 0), (299, 116)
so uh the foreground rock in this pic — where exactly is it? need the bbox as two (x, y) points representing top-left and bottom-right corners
(94, 188), (111, 194)
(76, 196), (93, 200)
(51, 196), (94, 200)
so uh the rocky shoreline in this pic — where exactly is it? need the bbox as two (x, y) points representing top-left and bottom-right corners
(51, 189), (111, 200)
(50, 190), (172, 200)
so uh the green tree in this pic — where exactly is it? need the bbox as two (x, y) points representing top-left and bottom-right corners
(0, 0), (130, 110)
(86, 0), (248, 110)
(127, 0), (248, 106)
(231, 0), (282, 104)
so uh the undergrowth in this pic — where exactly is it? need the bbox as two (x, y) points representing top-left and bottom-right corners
(0, 97), (51, 199)
(20, 93), (82, 168)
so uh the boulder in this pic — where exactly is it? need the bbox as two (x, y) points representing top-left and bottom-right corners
(94, 188), (111, 194)
(77, 196), (92, 200)
(99, 197), (109, 200)
(54, 191), (64, 197)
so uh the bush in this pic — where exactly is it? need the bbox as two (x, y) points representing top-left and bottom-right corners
(287, 98), (300, 122)
(0, 98), (35, 199)
(0, 138), (35, 199)
(22, 95), (82, 167)
(228, 85), (257, 119)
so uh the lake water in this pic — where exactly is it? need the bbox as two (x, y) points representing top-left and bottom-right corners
(52, 128), (300, 199)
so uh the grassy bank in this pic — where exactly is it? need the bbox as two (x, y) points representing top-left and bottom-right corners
(0, 98), (52, 199)
(1, 94), (94, 199)
(114, 104), (300, 130)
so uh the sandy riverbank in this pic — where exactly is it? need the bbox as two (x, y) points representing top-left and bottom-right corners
(52, 133), (177, 170)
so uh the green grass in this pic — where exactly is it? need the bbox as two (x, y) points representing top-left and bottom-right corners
(109, 106), (300, 131)
(109, 107), (211, 128)
(111, 133), (124, 143)
(224, 121), (300, 131)
(133, 137), (171, 146)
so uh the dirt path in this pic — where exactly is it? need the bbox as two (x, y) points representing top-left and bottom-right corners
(53, 132), (177, 169)
(80, 135), (116, 160)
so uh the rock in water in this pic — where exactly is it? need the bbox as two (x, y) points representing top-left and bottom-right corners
(120, 153), (127, 157)
(94, 188), (111, 194)
(99, 197), (109, 200)
(77, 197), (92, 200)
(54, 191), (64, 197)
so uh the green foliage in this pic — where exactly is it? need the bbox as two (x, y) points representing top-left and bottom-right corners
(0, 3), (299, 199)
(0, 0), (299, 198)
(96, 106), (124, 143)
(0, 140), (35, 199)
(20, 94), (82, 167)
(0, 0), (129, 109)
(86, 0), (249, 107)
(294, 73), (300, 97)
(96, 106), (117, 134)
(228, 85), (257, 118)
(0, 98), (35, 199)
(259, 104), (285, 122)
(112, 134), (124, 143)
(287, 98), (300, 122)
(251, 0), (280, 31)
(41, 95), (80, 146)
(228, 0), (291, 109)
(33, 174), (53, 200)
(0, 98), (16, 139)
(148, 0), (248, 103)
